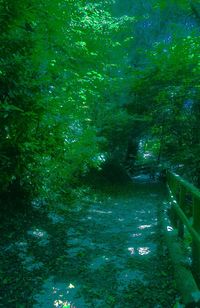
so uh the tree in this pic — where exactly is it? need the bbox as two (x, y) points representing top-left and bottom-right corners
(0, 0), (137, 207)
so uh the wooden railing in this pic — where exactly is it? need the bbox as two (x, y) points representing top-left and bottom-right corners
(167, 171), (200, 282)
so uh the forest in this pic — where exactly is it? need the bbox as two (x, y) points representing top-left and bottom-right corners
(0, 0), (200, 307)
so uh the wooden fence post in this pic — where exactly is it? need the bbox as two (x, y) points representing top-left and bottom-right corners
(172, 176), (179, 229)
(192, 196), (200, 282)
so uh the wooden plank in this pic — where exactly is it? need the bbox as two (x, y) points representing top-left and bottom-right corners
(168, 171), (200, 201)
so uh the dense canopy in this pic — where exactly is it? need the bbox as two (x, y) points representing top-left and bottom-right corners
(0, 0), (200, 204)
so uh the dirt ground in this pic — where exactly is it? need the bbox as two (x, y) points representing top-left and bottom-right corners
(0, 176), (179, 307)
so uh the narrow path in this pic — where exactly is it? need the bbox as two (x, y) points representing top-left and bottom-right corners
(34, 177), (178, 307)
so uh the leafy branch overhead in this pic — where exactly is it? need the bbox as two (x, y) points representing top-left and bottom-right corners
(0, 0), (200, 205)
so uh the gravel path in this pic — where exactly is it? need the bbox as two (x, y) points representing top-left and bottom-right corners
(34, 177), (178, 307)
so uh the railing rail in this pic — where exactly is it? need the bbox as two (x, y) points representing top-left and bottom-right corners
(167, 171), (200, 282)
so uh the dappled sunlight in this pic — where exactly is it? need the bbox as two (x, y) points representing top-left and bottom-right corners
(2, 0), (194, 306)
(102, 255), (109, 261)
(34, 278), (82, 308)
(128, 246), (152, 256)
(30, 229), (45, 238)
(90, 209), (112, 214)
(138, 247), (151, 256)
(136, 209), (146, 214)
(27, 228), (49, 246)
(128, 247), (135, 255)
(4, 178), (177, 307)
(138, 224), (152, 230)
(92, 153), (106, 164)
(143, 153), (152, 159)
(131, 233), (142, 238)
(54, 300), (71, 307)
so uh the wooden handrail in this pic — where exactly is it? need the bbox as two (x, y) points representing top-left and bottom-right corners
(168, 171), (200, 200)
(167, 170), (200, 283)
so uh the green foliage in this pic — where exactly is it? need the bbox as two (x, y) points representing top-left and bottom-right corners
(0, 0), (136, 206)
(1, 0), (200, 207)
(133, 28), (200, 182)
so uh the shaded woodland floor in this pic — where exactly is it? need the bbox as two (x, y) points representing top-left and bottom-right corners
(0, 177), (179, 307)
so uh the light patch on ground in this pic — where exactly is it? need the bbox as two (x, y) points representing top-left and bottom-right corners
(138, 224), (152, 230)
(128, 247), (135, 255)
(32, 182), (176, 307)
(131, 233), (142, 238)
(138, 247), (151, 255)
(34, 277), (85, 308)
(27, 228), (49, 246)
(89, 209), (112, 214)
